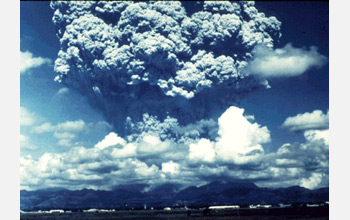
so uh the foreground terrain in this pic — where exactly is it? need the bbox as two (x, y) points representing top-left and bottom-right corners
(21, 206), (329, 220)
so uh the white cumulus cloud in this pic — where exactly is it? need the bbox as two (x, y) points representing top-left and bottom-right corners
(20, 51), (51, 74)
(20, 134), (38, 150)
(31, 119), (110, 147)
(258, 126), (329, 189)
(246, 43), (327, 78)
(56, 119), (85, 132)
(161, 161), (180, 175)
(214, 106), (270, 164)
(188, 106), (270, 165)
(20, 107), (36, 127)
(189, 138), (216, 163)
(95, 132), (126, 149)
(282, 109), (329, 132)
(31, 122), (55, 134)
(304, 129), (329, 145)
(301, 173), (325, 189)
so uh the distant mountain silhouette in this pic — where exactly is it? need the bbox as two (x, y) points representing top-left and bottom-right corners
(20, 181), (329, 211)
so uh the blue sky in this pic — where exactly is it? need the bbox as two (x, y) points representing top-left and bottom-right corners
(21, 2), (112, 159)
(20, 1), (329, 191)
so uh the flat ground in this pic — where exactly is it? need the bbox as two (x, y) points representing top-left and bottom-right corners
(20, 207), (329, 220)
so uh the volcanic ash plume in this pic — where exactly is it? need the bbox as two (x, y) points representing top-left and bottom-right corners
(50, 1), (281, 134)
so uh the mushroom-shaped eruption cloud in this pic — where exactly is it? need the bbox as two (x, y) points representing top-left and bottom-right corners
(51, 1), (281, 134)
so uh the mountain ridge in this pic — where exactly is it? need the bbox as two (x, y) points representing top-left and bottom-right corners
(20, 181), (329, 211)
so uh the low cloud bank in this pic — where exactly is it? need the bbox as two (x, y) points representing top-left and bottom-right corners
(21, 107), (328, 190)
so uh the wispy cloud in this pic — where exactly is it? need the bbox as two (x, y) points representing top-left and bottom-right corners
(20, 51), (51, 74)
(20, 107), (36, 127)
(31, 119), (110, 147)
(31, 122), (55, 134)
(56, 87), (69, 96)
(20, 134), (38, 150)
(282, 109), (329, 132)
(245, 43), (327, 78)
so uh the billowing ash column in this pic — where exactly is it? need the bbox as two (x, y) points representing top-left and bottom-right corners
(50, 1), (281, 135)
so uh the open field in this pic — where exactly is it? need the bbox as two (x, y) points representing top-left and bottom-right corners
(21, 206), (328, 220)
